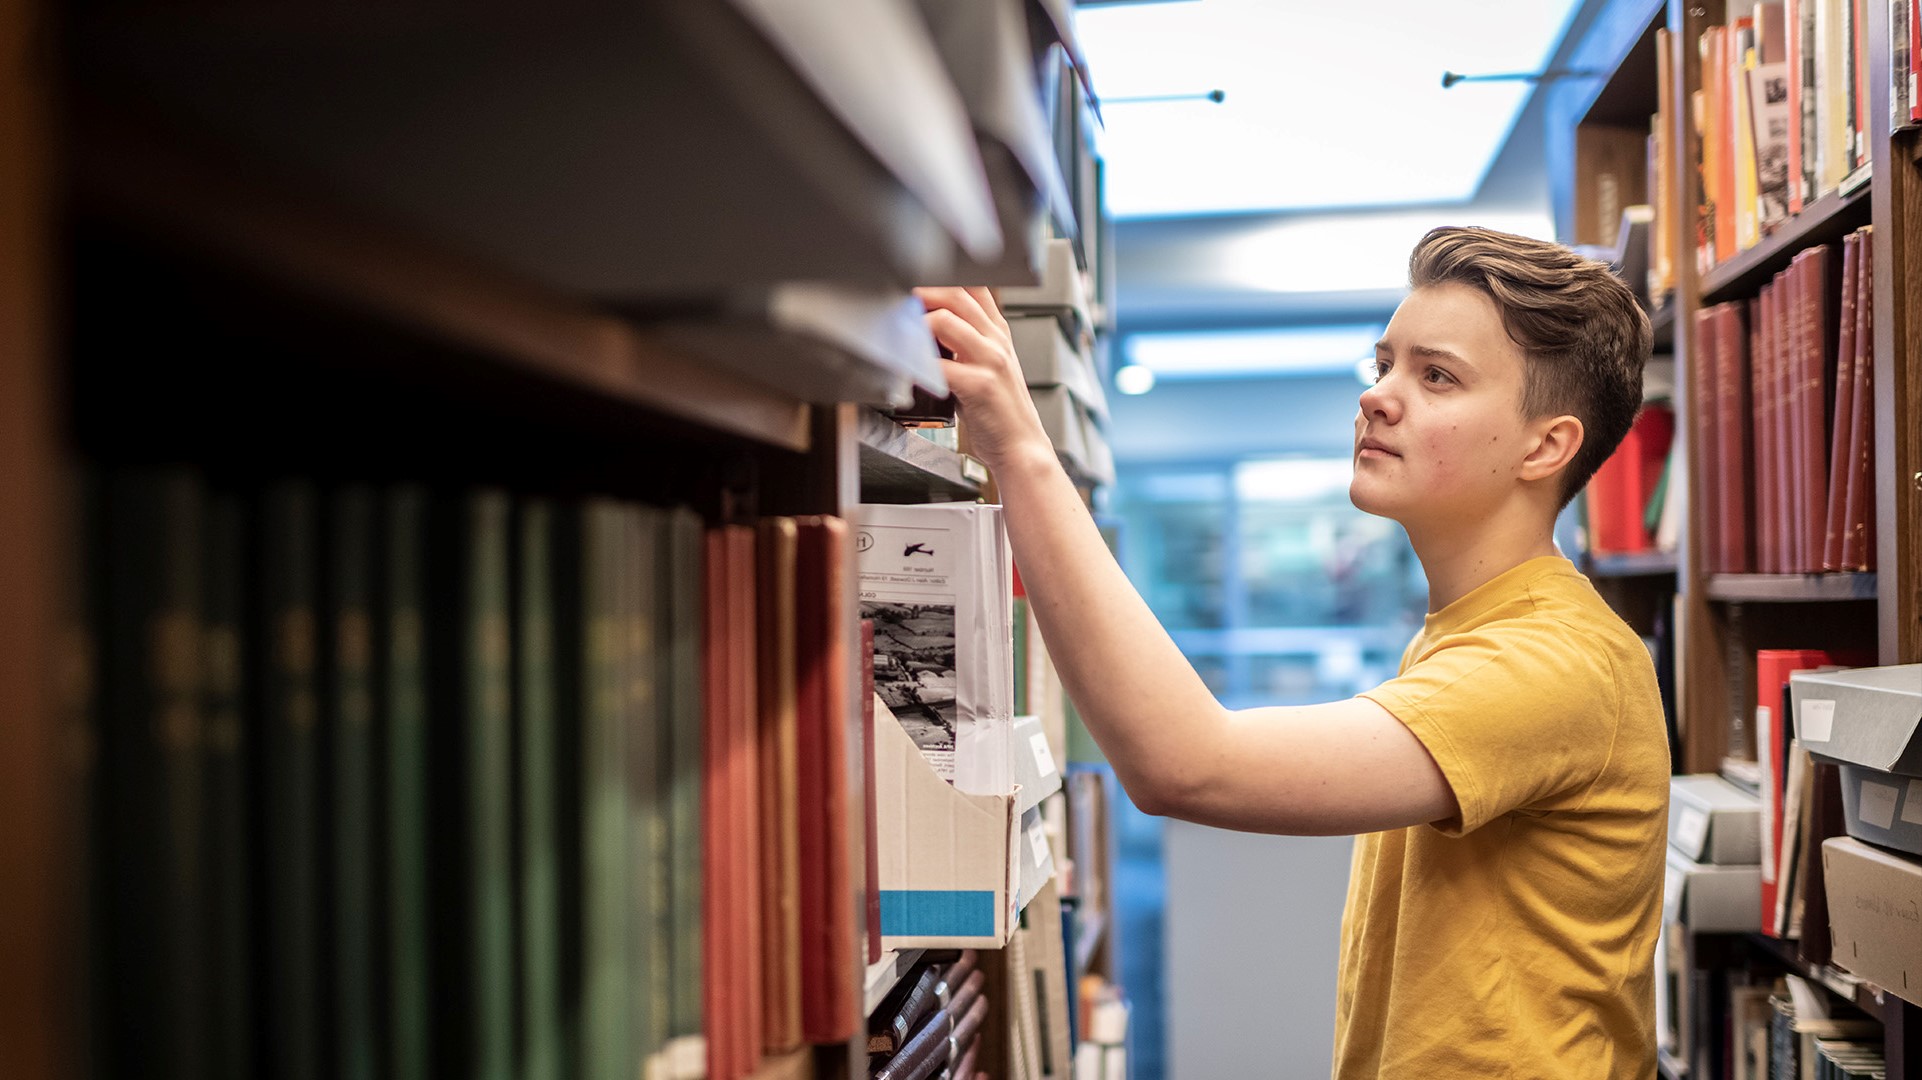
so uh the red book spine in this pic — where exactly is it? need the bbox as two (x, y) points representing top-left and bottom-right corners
(1714, 303), (1753, 572)
(796, 518), (856, 1043)
(1772, 262), (1797, 571)
(1823, 233), (1861, 569)
(1752, 287), (1776, 574)
(1797, 270), (1830, 574)
(703, 529), (736, 1080)
(1840, 239), (1876, 569)
(1693, 307), (1725, 573)
(1589, 434), (1640, 554)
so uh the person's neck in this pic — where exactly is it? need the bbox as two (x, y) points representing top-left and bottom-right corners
(1405, 504), (1563, 613)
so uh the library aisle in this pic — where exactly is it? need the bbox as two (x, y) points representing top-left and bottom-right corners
(5, 2), (1921, 1080)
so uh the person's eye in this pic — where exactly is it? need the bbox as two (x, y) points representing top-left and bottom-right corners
(1424, 366), (1455, 385)
(1367, 359), (1389, 382)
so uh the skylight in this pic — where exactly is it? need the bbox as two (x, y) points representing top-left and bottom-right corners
(1076, 0), (1584, 218)
(1125, 324), (1385, 380)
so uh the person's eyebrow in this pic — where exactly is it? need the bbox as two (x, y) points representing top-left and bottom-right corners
(1375, 340), (1474, 369)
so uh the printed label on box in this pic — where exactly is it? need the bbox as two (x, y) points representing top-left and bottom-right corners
(1676, 805), (1710, 858)
(1028, 818), (1050, 868)
(1904, 780), (1922, 826)
(1030, 731), (1056, 778)
(1798, 699), (1835, 743)
(1859, 779), (1901, 830)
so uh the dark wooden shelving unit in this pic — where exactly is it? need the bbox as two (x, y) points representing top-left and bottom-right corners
(1587, 550), (1680, 578)
(1697, 184), (1874, 304)
(1704, 572), (1879, 603)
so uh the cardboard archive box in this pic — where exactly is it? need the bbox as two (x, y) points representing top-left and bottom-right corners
(1820, 836), (1922, 1007)
(1669, 774), (1763, 864)
(873, 694), (1061, 949)
(1792, 665), (1922, 856)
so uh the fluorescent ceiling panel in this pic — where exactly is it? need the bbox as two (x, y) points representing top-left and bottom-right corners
(1126, 324), (1384, 379)
(1076, 0), (1583, 217)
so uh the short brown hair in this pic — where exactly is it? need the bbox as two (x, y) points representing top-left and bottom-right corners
(1408, 225), (1651, 508)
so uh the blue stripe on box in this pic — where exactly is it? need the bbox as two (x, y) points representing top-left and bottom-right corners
(878, 890), (995, 938)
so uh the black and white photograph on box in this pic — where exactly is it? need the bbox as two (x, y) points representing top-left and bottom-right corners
(864, 601), (960, 769)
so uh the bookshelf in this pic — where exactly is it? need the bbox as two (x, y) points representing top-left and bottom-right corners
(6, 2), (1117, 1079)
(1558, 0), (1922, 1076)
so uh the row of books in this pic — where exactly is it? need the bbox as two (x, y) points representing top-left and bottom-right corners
(867, 951), (991, 1080)
(1687, 0), (1911, 274)
(1691, 227), (1877, 575)
(1584, 399), (1677, 557)
(75, 468), (879, 1080)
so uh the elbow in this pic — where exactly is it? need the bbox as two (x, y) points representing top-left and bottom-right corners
(1117, 763), (1196, 821)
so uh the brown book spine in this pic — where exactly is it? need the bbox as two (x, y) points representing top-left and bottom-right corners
(874, 1008), (955, 1080)
(872, 964), (943, 1054)
(862, 618), (881, 965)
(797, 517), (856, 1043)
(730, 526), (764, 1075)
(1822, 232), (1861, 569)
(947, 969), (985, 1029)
(1795, 761), (1847, 966)
(950, 994), (989, 1067)
(1713, 303), (1753, 573)
(1692, 308), (1724, 572)
(1751, 287), (1775, 574)
(1795, 246), (1834, 571)
(1840, 232), (1875, 569)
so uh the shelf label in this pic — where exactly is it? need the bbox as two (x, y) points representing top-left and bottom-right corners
(1662, 865), (1686, 925)
(1903, 780), (1922, 826)
(1858, 779), (1901, 830)
(1028, 818), (1050, 869)
(1675, 805), (1710, 859)
(1030, 732), (1057, 778)
(1798, 699), (1835, 743)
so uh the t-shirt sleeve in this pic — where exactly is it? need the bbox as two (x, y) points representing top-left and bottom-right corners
(1358, 618), (1621, 836)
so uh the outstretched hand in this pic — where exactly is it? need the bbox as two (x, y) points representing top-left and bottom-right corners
(913, 286), (1055, 475)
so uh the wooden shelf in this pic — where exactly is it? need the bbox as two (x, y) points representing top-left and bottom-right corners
(857, 409), (986, 503)
(744, 1048), (815, 1080)
(862, 948), (927, 1018)
(1587, 550), (1679, 578)
(1698, 184), (1873, 304)
(1704, 572), (1877, 603)
(73, 120), (814, 453)
(1742, 932), (1885, 1015)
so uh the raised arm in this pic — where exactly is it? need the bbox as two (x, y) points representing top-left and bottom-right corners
(915, 287), (1457, 835)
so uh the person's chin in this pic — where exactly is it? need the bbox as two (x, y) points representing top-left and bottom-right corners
(1348, 478), (1400, 520)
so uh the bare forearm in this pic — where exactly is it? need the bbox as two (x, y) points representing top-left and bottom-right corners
(996, 444), (1226, 812)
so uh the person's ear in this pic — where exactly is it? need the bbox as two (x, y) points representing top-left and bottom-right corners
(1518, 414), (1584, 484)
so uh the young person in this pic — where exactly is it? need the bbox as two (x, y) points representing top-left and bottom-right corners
(916, 226), (1669, 1078)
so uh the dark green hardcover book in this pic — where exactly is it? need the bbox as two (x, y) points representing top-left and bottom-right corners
(261, 480), (321, 1080)
(383, 487), (431, 1080)
(58, 470), (103, 1080)
(328, 487), (378, 1080)
(663, 507), (706, 1050)
(547, 501), (586, 1080)
(466, 492), (516, 1080)
(101, 468), (207, 1078)
(629, 507), (670, 1074)
(202, 490), (253, 1080)
(516, 498), (564, 1080)
(580, 500), (630, 1080)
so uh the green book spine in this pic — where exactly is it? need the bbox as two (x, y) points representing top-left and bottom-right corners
(664, 508), (706, 1045)
(516, 499), (564, 1080)
(102, 468), (207, 1079)
(329, 487), (378, 1080)
(629, 507), (669, 1073)
(383, 487), (431, 1080)
(202, 490), (253, 1080)
(262, 480), (321, 1080)
(581, 500), (630, 1080)
(467, 492), (516, 1080)
(1012, 595), (1030, 716)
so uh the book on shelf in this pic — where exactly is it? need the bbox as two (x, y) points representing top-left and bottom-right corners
(1584, 401), (1675, 556)
(1695, 0), (1871, 269)
(796, 517), (859, 1045)
(329, 487), (379, 1080)
(756, 518), (803, 1053)
(856, 502), (1015, 797)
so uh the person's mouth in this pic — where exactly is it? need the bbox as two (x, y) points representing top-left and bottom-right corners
(1357, 436), (1399, 459)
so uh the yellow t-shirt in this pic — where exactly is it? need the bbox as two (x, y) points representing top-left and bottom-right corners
(1334, 555), (1669, 1079)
